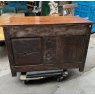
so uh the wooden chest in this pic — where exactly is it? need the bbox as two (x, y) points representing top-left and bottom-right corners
(1, 16), (92, 76)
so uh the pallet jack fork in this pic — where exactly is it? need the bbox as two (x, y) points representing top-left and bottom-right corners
(20, 69), (68, 84)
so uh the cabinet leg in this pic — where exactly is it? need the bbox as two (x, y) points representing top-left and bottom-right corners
(10, 66), (17, 77)
(12, 71), (17, 77)
(79, 67), (84, 72)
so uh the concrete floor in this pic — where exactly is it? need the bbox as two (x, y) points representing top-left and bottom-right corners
(0, 34), (95, 94)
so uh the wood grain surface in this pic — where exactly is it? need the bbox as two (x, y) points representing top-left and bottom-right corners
(0, 27), (4, 41)
(2, 15), (92, 76)
(0, 13), (25, 41)
(0, 16), (92, 26)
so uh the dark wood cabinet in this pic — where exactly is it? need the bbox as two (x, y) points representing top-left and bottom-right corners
(1, 16), (92, 77)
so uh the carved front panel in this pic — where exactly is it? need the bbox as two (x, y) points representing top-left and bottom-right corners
(11, 38), (42, 66)
(43, 36), (57, 64)
(11, 34), (86, 66)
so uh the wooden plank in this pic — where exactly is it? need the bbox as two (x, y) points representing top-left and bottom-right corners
(8, 24), (89, 38)
(0, 27), (5, 41)
(0, 16), (92, 26)
(1, 13), (24, 17)
(12, 63), (80, 72)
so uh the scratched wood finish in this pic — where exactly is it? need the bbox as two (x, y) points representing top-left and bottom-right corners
(57, 35), (86, 63)
(7, 24), (89, 38)
(0, 16), (92, 26)
(2, 16), (92, 77)
(12, 38), (42, 66)
(43, 36), (57, 64)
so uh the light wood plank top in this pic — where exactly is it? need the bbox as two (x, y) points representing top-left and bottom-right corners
(1, 13), (24, 17)
(0, 16), (92, 26)
(0, 27), (4, 41)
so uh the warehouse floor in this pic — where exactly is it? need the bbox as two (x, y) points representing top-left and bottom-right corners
(0, 34), (95, 94)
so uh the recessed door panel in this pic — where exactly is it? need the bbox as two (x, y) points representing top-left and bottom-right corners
(62, 35), (85, 63)
(12, 38), (42, 66)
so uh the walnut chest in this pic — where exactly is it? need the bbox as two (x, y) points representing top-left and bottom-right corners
(0, 16), (92, 76)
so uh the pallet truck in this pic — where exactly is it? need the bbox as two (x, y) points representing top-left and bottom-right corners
(20, 69), (68, 84)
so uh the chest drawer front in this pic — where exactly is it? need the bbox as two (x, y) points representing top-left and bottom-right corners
(12, 38), (42, 66)
(8, 24), (88, 38)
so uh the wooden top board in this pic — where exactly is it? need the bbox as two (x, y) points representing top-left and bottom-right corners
(0, 16), (92, 26)
(0, 14), (24, 41)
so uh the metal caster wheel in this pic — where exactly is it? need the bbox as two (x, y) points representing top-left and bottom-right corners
(62, 70), (68, 78)
(24, 80), (29, 84)
(57, 76), (64, 82)
(57, 70), (68, 82)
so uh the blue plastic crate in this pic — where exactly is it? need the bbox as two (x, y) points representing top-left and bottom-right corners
(80, 12), (88, 18)
(15, 6), (28, 13)
(7, 1), (18, 7)
(72, 1), (82, 4)
(72, 1), (95, 33)
(7, 1), (27, 7)
(92, 24), (95, 33)
(81, 1), (95, 5)
(89, 9), (95, 33)
(2, 5), (16, 13)
(7, 1), (28, 13)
